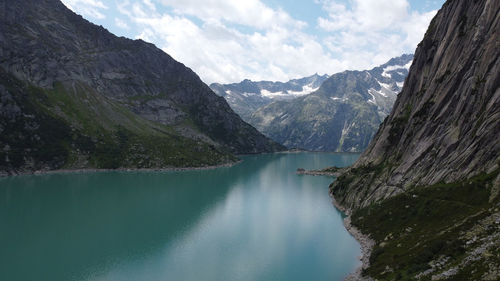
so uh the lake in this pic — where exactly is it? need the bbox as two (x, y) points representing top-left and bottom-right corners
(0, 152), (361, 281)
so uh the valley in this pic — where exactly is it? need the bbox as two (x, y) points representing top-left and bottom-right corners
(1, 0), (498, 280)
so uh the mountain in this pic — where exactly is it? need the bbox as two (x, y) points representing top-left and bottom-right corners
(0, 0), (283, 175)
(210, 74), (329, 122)
(330, 0), (500, 279)
(248, 54), (413, 152)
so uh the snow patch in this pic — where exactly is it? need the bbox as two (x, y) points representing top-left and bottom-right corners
(260, 89), (285, 98)
(377, 80), (392, 93)
(396, 82), (404, 88)
(384, 64), (407, 72)
(369, 87), (392, 100)
(382, 61), (411, 78)
(381, 72), (391, 78)
(367, 89), (377, 104)
(330, 97), (349, 102)
(289, 84), (319, 96)
(404, 60), (413, 69)
(260, 84), (319, 99)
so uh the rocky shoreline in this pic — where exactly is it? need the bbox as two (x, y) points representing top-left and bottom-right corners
(0, 160), (242, 178)
(297, 166), (374, 280)
(296, 167), (344, 177)
(331, 197), (375, 281)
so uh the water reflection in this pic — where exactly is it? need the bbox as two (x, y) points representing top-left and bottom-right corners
(0, 152), (360, 281)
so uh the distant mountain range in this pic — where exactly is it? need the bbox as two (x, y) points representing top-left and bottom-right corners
(210, 74), (329, 121)
(0, 0), (283, 175)
(214, 54), (413, 152)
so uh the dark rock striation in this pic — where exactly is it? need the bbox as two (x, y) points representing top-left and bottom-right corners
(0, 0), (283, 174)
(331, 0), (500, 210)
(328, 0), (500, 279)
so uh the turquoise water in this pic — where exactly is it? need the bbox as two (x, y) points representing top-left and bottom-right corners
(0, 152), (361, 281)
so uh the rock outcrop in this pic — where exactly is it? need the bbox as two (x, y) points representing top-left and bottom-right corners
(329, 1), (500, 279)
(331, 0), (500, 210)
(0, 0), (283, 174)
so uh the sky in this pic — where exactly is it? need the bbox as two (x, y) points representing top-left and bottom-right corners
(61, 0), (445, 84)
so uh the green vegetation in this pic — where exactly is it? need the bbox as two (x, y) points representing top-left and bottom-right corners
(350, 169), (500, 280)
(0, 70), (236, 172)
(320, 166), (341, 173)
(414, 100), (435, 120)
(0, 70), (72, 170)
(388, 104), (412, 145)
(331, 162), (392, 201)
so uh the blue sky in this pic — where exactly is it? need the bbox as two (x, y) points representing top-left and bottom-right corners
(61, 0), (445, 84)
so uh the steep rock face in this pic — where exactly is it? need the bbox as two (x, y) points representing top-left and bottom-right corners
(331, 0), (500, 210)
(0, 0), (283, 155)
(0, 0), (283, 173)
(210, 74), (329, 122)
(330, 2), (500, 279)
(249, 55), (413, 152)
(0, 68), (240, 173)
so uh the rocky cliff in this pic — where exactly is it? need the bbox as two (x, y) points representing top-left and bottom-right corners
(329, 0), (500, 279)
(331, 0), (499, 210)
(249, 55), (412, 152)
(0, 0), (283, 174)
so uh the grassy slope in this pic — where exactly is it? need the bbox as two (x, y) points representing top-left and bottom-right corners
(341, 168), (500, 280)
(0, 69), (236, 172)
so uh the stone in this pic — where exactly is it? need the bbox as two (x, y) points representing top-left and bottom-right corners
(331, 0), (500, 209)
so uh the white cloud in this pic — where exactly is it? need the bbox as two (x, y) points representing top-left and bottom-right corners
(63, 0), (439, 84)
(317, 0), (409, 32)
(61, 0), (108, 19)
(119, 0), (339, 84)
(317, 0), (437, 69)
(158, 0), (306, 30)
(401, 10), (438, 49)
(115, 18), (130, 30)
(142, 0), (157, 11)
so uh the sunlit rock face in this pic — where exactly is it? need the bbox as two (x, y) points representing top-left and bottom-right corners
(331, 0), (500, 210)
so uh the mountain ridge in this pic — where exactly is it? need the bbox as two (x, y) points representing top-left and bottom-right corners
(331, 0), (499, 210)
(210, 73), (329, 122)
(328, 0), (500, 279)
(0, 0), (283, 174)
(249, 54), (413, 152)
